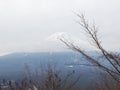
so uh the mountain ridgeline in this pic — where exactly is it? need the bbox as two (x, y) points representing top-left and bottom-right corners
(0, 52), (99, 80)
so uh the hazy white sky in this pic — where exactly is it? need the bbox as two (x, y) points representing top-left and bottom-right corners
(0, 0), (120, 53)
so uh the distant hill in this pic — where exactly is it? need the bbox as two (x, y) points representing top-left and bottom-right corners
(0, 52), (80, 78)
(0, 52), (103, 89)
(0, 51), (101, 80)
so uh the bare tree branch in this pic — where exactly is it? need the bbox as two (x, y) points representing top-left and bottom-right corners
(60, 13), (120, 82)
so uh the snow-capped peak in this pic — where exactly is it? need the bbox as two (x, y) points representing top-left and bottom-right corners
(46, 32), (69, 41)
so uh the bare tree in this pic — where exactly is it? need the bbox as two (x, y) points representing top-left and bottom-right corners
(59, 13), (120, 83)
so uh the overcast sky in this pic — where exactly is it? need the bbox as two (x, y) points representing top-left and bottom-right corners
(0, 0), (120, 54)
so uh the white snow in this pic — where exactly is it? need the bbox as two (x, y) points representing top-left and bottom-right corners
(46, 32), (93, 49)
